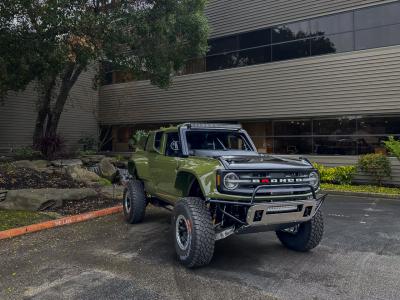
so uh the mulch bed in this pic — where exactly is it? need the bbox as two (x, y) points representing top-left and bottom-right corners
(0, 165), (85, 190)
(47, 195), (121, 216)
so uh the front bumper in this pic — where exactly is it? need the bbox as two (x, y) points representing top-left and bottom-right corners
(207, 185), (327, 234)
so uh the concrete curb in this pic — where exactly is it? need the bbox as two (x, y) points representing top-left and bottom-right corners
(0, 205), (123, 240)
(323, 190), (400, 200)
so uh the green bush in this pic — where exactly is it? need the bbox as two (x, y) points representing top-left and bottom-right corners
(357, 153), (391, 185)
(313, 163), (356, 185)
(129, 130), (148, 150)
(12, 146), (41, 160)
(384, 136), (400, 159)
(98, 177), (112, 186)
(78, 137), (97, 151)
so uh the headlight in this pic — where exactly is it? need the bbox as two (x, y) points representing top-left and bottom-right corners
(223, 172), (239, 190)
(309, 172), (319, 188)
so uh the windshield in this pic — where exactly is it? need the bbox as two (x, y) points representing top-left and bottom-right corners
(186, 130), (254, 151)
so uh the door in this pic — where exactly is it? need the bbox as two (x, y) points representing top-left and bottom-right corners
(150, 132), (184, 202)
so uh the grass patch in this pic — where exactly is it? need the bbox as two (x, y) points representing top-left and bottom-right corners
(321, 183), (400, 196)
(98, 177), (112, 186)
(0, 210), (56, 231)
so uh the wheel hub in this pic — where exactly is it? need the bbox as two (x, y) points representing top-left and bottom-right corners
(176, 215), (191, 251)
(124, 193), (131, 213)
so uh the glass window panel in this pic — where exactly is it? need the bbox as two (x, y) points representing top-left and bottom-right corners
(311, 32), (354, 56)
(274, 137), (312, 154)
(206, 52), (239, 71)
(355, 24), (400, 50)
(239, 29), (271, 49)
(237, 46), (270, 67)
(313, 118), (357, 136)
(310, 12), (353, 36)
(313, 136), (357, 155)
(358, 116), (400, 135)
(356, 136), (388, 155)
(242, 122), (273, 136)
(274, 120), (312, 136)
(208, 36), (238, 55)
(272, 39), (310, 61)
(355, 2), (400, 30)
(272, 20), (310, 43)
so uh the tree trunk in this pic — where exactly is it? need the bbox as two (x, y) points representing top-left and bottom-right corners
(33, 77), (56, 144)
(44, 64), (84, 137)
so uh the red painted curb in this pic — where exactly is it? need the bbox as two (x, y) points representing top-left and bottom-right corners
(0, 205), (123, 240)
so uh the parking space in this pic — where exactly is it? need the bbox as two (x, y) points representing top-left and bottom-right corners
(1, 195), (400, 299)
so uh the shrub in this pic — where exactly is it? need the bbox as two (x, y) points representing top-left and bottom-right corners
(129, 130), (148, 150)
(313, 163), (356, 185)
(357, 153), (391, 185)
(34, 135), (65, 160)
(78, 137), (97, 152)
(384, 136), (400, 159)
(98, 177), (112, 186)
(12, 146), (41, 160)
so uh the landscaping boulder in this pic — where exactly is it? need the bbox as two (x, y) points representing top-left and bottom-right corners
(51, 159), (83, 167)
(13, 160), (49, 171)
(99, 186), (124, 200)
(0, 188), (98, 211)
(66, 165), (101, 185)
(99, 158), (117, 181)
(80, 155), (105, 166)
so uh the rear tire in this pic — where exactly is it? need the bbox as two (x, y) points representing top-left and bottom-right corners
(123, 180), (147, 224)
(172, 197), (215, 268)
(276, 210), (324, 252)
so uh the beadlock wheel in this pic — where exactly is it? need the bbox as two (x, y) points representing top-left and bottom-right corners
(175, 215), (192, 251)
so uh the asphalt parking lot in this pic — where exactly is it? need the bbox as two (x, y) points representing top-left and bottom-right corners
(1, 195), (400, 300)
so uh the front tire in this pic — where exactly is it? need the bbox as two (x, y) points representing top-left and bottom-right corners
(123, 180), (147, 224)
(172, 197), (215, 268)
(276, 210), (324, 252)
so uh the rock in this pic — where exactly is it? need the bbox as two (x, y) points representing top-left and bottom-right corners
(81, 155), (105, 165)
(51, 159), (83, 167)
(99, 158), (117, 181)
(66, 165), (100, 185)
(13, 160), (49, 171)
(0, 188), (98, 211)
(99, 186), (125, 200)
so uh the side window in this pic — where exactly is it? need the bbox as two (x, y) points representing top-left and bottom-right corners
(165, 132), (182, 157)
(154, 131), (163, 152)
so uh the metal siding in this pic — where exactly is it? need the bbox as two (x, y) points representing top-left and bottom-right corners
(205, 0), (398, 38)
(99, 46), (400, 125)
(0, 69), (99, 152)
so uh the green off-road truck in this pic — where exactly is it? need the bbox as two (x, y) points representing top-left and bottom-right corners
(123, 123), (326, 268)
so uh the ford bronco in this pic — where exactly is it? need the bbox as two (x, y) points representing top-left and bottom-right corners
(123, 123), (326, 268)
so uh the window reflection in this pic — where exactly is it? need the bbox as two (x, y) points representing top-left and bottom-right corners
(311, 32), (354, 55)
(355, 24), (400, 50)
(243, 116), (400, 155)
(272, 40), (310, 61)
(310, 12), (353, 36)
(313, 118), (357, 135)
(355, 1), (400, 30)
(272, 21), (310, 43)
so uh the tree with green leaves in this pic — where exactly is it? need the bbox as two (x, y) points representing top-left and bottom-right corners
(0, 0), (208, 148)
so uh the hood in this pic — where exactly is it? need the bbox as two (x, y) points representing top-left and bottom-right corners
(219, 154), (313, 170)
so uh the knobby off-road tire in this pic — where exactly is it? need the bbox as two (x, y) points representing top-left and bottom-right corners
(123, 180), (147, 224)
(172, 197), (215, 268)
(276, 210), (324, 252)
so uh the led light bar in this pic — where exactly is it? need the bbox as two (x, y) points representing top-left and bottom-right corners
(266, 205), (298, 213)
